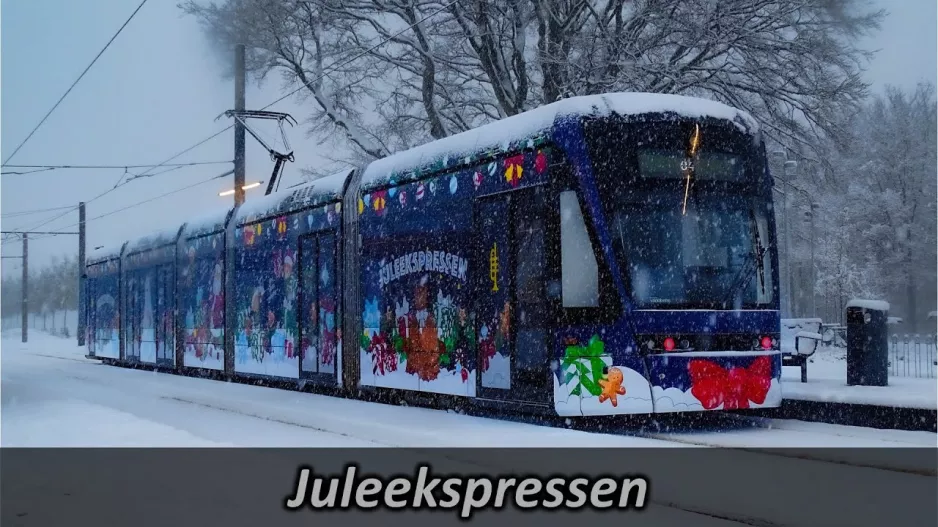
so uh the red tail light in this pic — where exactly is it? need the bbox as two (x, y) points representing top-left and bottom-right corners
(663, 337), (676, 351)
(760, 336), (772, 350)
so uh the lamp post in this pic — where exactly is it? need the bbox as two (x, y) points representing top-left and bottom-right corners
(783, 159), (797, 316)
(803, 202), (819, 317)
(771, 151), (820, 318)
(769, 150), (788, 315)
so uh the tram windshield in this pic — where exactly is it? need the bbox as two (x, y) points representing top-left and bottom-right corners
(609, 186), (774, 309)
(584, 116), (775, 310)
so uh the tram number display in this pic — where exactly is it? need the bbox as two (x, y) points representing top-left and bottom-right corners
(638, 149), (747, 182)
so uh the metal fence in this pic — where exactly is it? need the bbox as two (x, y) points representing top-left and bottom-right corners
(1, 310), (78, 339)
(889, 334), (937, 379)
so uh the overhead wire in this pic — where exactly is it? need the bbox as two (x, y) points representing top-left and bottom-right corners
(120, 0), (462, 188)
(110, 170), (229, 226)
(1, 161), (232, 171)
(13, 159), (230, 234)
(2, 205), (79, 218)
(82, 169), (234, 224)
(1, 167), (57, 176)
(5, 169), (235, 247)
(4, 0), (152, 235)
(2, 0), (150, 166)
(119, 127), (233, 186)
(12, 0), (461, 242)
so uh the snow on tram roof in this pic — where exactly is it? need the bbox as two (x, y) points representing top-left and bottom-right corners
(124, 225), (183, 254)
(87, 241), (126, 264)
(361, 92), (759, 190)
(182, 205), (234, 238)
(233, 169), (352, 224)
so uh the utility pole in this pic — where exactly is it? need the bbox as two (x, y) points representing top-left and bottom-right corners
(78, 201), (86, 346)
(1, 228), (81, 344)
(234, 43), (246, 206)
(1, 247), (26, 340)
(22, 233), (28, 343)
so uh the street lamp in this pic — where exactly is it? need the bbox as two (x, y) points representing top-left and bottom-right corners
(782, 159), (797, 316)
(219, 180), (263, 197)
(803, 202), (820, 317)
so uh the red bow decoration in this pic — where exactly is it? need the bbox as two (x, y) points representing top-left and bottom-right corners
(534, 150), (548, 174)
(688, 356), (772, 410)
(504, 154), (524, 187)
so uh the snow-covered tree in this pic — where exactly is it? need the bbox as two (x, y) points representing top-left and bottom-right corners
(840, 83), (937, 329)
(812, 197), (879, 322)
(181, 0), (883, 166)
(802, 83), (936, 328)
(0, 255), (79, 317)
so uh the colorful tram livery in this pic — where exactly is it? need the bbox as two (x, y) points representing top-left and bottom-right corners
(83, 92), (783, 417)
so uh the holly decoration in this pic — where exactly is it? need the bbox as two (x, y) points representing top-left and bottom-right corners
(560, 335), (606, 397)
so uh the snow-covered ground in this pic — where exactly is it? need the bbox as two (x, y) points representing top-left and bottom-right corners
(1, 332), (670, 448)
(4, 332), (936, 527)
(1, 332), (934, 451)
(782, 346), (937, 409)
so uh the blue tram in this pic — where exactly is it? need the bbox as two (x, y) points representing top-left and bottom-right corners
(83, 92), (782, 417)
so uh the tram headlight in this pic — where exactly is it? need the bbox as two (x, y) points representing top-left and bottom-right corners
(663, 337), (676, 351)
(760, 336), (773, 350)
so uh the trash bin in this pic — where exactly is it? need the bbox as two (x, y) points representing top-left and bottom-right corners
(846, 299), (889, 386)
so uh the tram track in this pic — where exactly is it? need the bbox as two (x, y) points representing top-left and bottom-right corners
(7, 346), (936, 527)
(470, 402), (937, 475)
(13, 345), (937, 467)
(152, 396), (826, 527)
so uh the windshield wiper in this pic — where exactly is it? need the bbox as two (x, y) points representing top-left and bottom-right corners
(722, 209), (769, 306)
(749, 208), (766, 295)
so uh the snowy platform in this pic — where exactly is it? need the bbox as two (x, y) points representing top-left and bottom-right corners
(782, 347), (936, 410)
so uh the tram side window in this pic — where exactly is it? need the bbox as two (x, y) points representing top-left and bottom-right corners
(559, 190), (599, 307)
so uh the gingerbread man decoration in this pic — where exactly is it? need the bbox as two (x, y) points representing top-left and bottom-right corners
(598, 367), (627, 407)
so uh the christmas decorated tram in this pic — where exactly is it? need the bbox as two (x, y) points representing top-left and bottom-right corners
(83, 92), (783, 417)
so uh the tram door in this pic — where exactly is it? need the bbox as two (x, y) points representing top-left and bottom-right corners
(474, 185), (551, 405)
(86, 279), (96, 356)
(298, 232), (339, 381)
(124, 276), (140, 362)
(155, 265), (175, 366)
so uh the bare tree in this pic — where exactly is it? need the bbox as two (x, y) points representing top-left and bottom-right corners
(538, 0), (883, 154)
(183, 0), (883, 166)
(181, 0), (393, 160)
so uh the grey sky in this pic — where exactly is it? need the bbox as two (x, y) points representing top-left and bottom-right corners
(2, 0), (936, 277)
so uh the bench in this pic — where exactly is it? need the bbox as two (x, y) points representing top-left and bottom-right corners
(781, 318), (823, 382)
